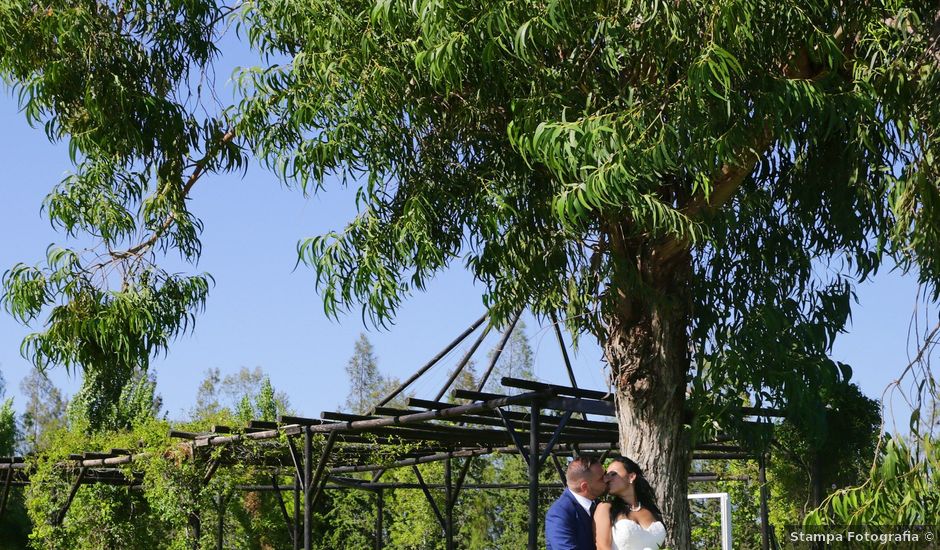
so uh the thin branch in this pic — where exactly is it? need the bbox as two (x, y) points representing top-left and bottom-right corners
(109, 130), (236, 262)
(652, 48), (826, 264)
(652, 122), (774, 264)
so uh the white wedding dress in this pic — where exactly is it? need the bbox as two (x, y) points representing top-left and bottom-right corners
(610, 518), (667, 550)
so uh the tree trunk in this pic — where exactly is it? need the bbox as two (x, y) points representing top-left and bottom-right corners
(808, 452), (823, 550)
(604, 244), (693, 549)
(809, 449), (823, 508)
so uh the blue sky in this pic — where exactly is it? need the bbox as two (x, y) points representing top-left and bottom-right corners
(0, 65), (927, 426)
(0, 91), (610, 417)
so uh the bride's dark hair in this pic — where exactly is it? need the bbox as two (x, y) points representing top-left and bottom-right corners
(608, 456), (664, 526)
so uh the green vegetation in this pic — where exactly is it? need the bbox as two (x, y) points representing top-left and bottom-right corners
(688, 382), (882, 547)
(806, 436), (939, 527)
(0, 330), (932, 548)
(7, 367), (294, 550)
(0, 330), (563, 549)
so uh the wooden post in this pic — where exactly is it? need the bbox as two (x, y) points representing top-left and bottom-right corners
(0, 466), (13, 520)
(216, 494), (226, 550)
(759, 454), (770, 550)
(374, 488), (384, 550)
(444, 458), (454, 550)
(304, 427), (313, 550)
(272, 476), (293, 541)
(308, 431), (338, 511)
(54, 467), (86, 526)
(190, 510), (201, 550)
(412, 464), (446, 532)
(528, 402), (541, 550)
(293, 473), (301, 550)
(551, 454), (566, 486)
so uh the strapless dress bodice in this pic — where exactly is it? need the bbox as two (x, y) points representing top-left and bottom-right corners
(610, 518), (666, 550)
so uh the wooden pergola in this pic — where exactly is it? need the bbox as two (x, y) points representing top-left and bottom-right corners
(0, 314), (780, 550)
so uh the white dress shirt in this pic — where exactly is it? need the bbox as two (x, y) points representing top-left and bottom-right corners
(569, 488), (594, 516)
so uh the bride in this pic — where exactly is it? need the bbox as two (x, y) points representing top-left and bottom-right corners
(594, 457), (667, 550)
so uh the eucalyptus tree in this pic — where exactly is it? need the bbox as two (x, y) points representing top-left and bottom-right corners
(0, 0), (243, 429)
(234, 2), (940, 546)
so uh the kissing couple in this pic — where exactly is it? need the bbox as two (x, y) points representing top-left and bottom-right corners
(545, 455), (666, 550)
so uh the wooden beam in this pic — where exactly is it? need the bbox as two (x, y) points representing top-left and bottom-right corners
(307, 430), (338, 511)
(0, 465), (13, 520)
(331, 447), (506, 474)
(272, 475), (294, 541)
(543, 396), (615, 416)
(501, 377), (611, 401)
(412, 465), (445, 531)
(538, 410), (573, 466)
(447, 457), (473, 512)
(287, 436), (304, 489)
(374, 313), (488, 409)
(496, 408), (530, 463)
(406, 398), (619, 431)
(475, 311), (522, 392)
(434, 323), (492, 401)
(54, 467), (86, 526)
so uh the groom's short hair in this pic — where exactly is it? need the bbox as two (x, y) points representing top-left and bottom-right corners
(565, 455), (600, 485)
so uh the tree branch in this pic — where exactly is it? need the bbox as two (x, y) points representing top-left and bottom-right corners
(110, 129), (235, 261)
(925, 3), (940, 66)
(652, 123), (773, 264)
(684, 125), (775, 220)
(653, 49), (825, 264)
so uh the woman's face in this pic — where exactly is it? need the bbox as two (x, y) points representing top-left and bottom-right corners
(604, 461), (636, 496)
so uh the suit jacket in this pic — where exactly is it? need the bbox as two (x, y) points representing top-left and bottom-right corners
(545, 488), (595, 550)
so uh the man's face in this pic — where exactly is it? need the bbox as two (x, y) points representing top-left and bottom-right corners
(584, 463), (609, 499)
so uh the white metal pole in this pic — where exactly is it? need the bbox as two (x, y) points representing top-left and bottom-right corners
(688, 492), (732, 550)
(720, 492), (732, 550)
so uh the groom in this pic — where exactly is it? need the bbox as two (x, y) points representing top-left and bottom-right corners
(545, 455), (609, 550)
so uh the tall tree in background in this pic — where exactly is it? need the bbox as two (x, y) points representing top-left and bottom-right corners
(193, 366), (290, 420)
(484, 319), (535, 394)
(2, 1), (940, 545)
(19, 369), (68, 453)
(344, 333), (383, 414)
(342, 333), (408, 412)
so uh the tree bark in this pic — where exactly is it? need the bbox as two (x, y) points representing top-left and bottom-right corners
(809, 450), (823, 509)
(604, 237), (693, 549)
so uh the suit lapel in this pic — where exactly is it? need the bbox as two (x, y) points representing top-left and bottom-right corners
(564, 489), (590, 523)
(565, 490), (596, 549)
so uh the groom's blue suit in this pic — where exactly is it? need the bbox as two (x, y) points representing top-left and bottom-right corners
(544, 488), (596, 550)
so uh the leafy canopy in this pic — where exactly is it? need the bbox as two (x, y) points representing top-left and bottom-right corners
(3, 0), (940, 435)
(0, 0), (243, 427)
(235, 0), (940, 423)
